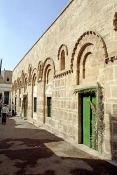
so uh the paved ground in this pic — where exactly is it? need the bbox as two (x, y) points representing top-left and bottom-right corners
(0, 116), (117, 175)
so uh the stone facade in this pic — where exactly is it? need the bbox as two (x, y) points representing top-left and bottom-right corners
(12, 0), (117, 161)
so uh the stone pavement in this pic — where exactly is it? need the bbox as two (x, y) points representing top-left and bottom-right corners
(0, 116), (117, 175)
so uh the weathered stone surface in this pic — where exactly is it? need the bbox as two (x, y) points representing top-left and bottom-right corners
(12, 0), (117, 161)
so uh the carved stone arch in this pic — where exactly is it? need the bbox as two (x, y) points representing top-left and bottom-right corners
(28, 64), (32, 85)
(58, 44), (68, 60)
(21, 70), (25, 87)
(43, 57), (56, 81)
(71, 31), (108, 85)
(19, 77), (22, 89)
(14, 80), (17, 90)
(32, 68), (37, 86)
(12, 81), (15, 91)
(17, 77), (21, 97)
(44, 64), (51, 84)
(77, 43), (93, 84)
(24, 73), (28, 92)
(17, 77), (20, 89)
(24, 73), (28, 85)
(37, 61), (43, 81)
(70, 31), (108, 71)
(58, 44), (68, 71)
(113, 12), (117, 31)
(82, 52), (92, 79)
(43, 58), (55, 123)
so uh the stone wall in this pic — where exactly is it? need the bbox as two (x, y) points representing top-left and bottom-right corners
(104, 59), (117, 160)
(12, 0), (117, 160)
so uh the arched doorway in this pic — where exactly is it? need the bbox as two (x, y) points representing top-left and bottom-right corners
(43, 58), (55, 123)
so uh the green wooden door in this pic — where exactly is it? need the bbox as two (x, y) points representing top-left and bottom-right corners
(83, 95), (90, 147)
(82, 93), (96, 149)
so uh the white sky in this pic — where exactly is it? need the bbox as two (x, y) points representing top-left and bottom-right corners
(0, 0), (70, 71)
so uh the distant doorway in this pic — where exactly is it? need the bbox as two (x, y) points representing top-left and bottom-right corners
(4, 91), (9, 104)
(0, 93), (2, 102)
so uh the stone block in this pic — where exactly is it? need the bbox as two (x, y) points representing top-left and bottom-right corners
(105, 67), (113, 81)
(112, 104), (117, 116)
(105, 103), (112, 114)
(112, 122), (117, 135)
(111, 86), (117, 98)
(104, 139), (111, 153)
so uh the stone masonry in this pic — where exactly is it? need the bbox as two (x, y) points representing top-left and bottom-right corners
(12, 0), (117, 161)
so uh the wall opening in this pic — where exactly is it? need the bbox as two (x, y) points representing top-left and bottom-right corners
(47, 97), (52, 117)
(34, 97), (37, 112)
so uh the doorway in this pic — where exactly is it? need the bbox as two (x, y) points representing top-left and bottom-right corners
(47, 97), (52, 117)
(81, 92), (97, 150)
(22, 95), (28, 118)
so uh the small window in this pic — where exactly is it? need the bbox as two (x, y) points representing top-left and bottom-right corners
(34, 97), (37, 112)
(7, 77), (9, 81)
(47, 97), (52, 117)
(61, 50), (65, 70)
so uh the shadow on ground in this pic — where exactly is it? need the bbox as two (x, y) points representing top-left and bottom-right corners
(0, 117), (117, 175)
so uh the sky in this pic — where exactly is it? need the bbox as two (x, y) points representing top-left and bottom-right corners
(0, 0), (70, 71)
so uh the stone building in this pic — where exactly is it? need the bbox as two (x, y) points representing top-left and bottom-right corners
(12, 0), (117, 161)
(0, 68), (12, 108)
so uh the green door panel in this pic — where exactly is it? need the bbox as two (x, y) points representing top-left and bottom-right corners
(82, 93), (97, 150)
(83, 96), (90, 147)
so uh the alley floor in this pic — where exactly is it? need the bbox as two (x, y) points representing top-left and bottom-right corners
(0, 116), (117, 175)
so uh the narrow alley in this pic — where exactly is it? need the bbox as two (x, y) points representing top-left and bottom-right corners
(0, 116), (117, 175)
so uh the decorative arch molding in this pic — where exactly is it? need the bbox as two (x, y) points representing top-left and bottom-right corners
(43, 58), (55, 123)
(13, 80), (17, 90)
(12, 82), (15, 91)
(70, 31), (108, 70)
(77, 43), (93, 73)
(21, 70), (25, 87)
(24, 73), (28, 82)
(113, 12), (117, 31)
(17, 77), (20, 88)
(19, 77), (22, 89)
(37, 61), (43, 82)
(24, 73), (28, 92)
(28, 64), (33, 85)
(32, 68), (37, 86)
(105, 55), (117, 64)
(43, 57), (56, 78)
(57, 44), (68, 60)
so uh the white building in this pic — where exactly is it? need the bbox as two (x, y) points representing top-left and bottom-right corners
(0, 69), (12, 109)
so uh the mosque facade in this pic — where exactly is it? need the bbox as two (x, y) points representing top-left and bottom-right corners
(12, 0), (117, 161)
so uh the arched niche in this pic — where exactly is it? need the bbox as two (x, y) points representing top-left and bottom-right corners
(58, 44), (68, 71)
(37, 61), (43, 81)
(28, 64), (33, 85)
(71, 31), (108, 85)
(43, 58), (55, 122)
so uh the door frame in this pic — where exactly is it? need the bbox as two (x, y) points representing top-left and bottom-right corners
(80, 92), (97, 149)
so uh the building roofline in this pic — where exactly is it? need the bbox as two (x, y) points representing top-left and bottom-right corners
(13, 0), (74, 72)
